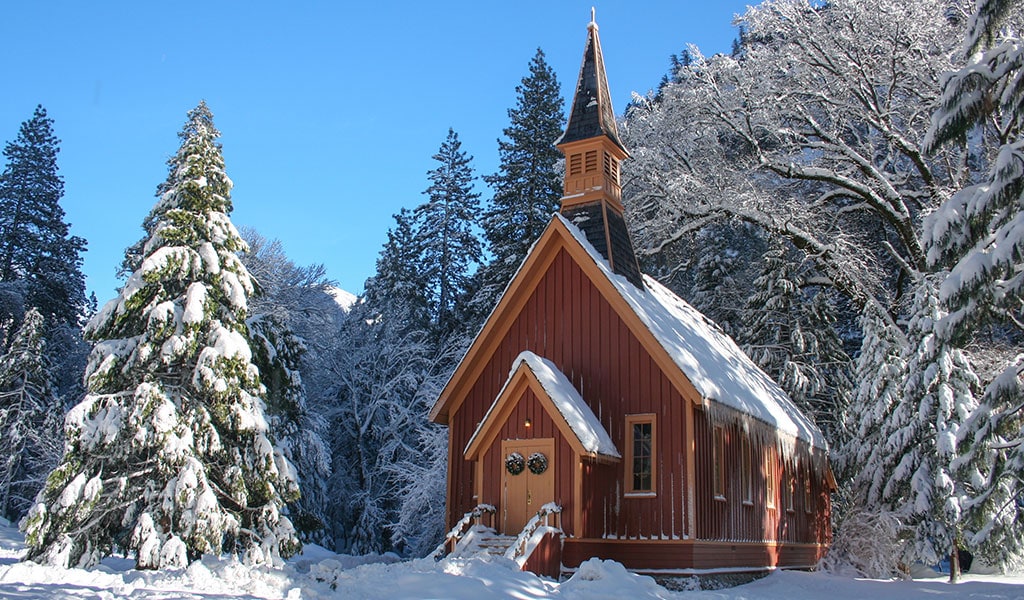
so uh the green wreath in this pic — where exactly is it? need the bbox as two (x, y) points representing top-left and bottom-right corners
(528, 452), (548, 475)
(505, 452), (525, 475)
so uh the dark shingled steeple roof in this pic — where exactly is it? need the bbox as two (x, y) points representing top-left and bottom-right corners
(556, 17), (627, 154)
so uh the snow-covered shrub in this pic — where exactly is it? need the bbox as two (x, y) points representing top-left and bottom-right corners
(821, 503), (909, 579)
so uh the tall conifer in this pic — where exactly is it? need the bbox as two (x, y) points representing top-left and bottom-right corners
(0, 105), (86, 327)
(23, 102), (299, 569)
(471, 49), (565, 322)
(414, 128), (482, 335)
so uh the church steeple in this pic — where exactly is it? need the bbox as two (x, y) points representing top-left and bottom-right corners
(557, 11), (643, 288)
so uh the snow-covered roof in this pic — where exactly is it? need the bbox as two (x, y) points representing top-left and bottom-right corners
(557, 214), (828, 450)
(465, 351), (620, 459)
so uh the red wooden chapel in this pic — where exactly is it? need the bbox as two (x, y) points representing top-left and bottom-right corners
(430, 14), (833, 575)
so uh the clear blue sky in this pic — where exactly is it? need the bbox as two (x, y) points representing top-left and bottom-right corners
(2, 1), (751, 301)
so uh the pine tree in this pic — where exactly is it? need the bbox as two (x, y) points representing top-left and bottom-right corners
(248, 314), (330, 543)
(875, 275), (978, 576)
(362, 209), (431, 333)
(924, 0), (1024, 567)
(740, 243), (852, 440)
(0, 308), (62, 520)
(239, 229), (335, 544)
(841, 303), (908, 504)
(0, 105), (86, 327)
(472, 49), (565, 323)
(414, 129), (482, 335)
(22, 102), (299, 569)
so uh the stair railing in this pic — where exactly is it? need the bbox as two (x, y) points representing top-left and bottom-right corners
(504, 502), (562, 562)
(431, 503), (496, 559)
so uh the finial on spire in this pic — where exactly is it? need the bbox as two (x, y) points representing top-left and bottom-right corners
(589, 6), (598, 30)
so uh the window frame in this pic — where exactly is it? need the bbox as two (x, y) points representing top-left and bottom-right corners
(740, 435), (753, 505)
(624, 414), (657, 496)
(712, 425), (726, 501)
(783, 467), (795, 513)
(804, 468), (813, 513)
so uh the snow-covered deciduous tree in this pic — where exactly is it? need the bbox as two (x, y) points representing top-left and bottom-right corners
(622, 0), (970, 309)
(239, 229), (338, 544)
(0, 308), (62, 521)
(924, 0), (1024, 566)
(324, 303), (443, 555)
(415, 128), (482, 335)
(22, 102), (299, 569)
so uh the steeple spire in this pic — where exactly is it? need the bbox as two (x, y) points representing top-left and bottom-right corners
(557, 9), (627, 156)
(556, 12), (643, 288)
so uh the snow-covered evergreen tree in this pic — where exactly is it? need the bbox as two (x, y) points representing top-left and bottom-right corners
(22, 102), (299, 569)
(877, 275), (978, 572)
(362, 209), (430, 334)
(414, 128), (482, 335)
(740, 243), (852, 439)
(0, 308), (62, 520)
(924, 0), (1024, 566)
(0, 105), (87, 328)
(248, 314), (330, 544)
(840, 303), (908, 501)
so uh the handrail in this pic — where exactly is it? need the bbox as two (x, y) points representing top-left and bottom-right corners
(431, 503), (496, 559)
(504, 502), (562, 562)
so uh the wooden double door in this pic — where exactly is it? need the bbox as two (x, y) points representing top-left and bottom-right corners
(501, 438), (554, 534)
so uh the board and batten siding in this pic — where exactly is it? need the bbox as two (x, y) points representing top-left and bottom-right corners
(447, 248), (690, 540)
(693, 411), (831, 546)
(477, 388), (578, 533)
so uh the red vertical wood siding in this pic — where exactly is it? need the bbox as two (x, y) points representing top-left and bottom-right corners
(693, 408), (830, 546)
(445, 246), (830, 566)
(447, 249), (689, 540)
(480, 388), (577, 533)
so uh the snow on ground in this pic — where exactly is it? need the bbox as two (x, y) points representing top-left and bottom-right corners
(0, 520), (1021, 599)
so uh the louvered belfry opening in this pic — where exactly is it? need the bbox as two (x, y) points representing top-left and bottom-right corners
(556, 15), (643, 289)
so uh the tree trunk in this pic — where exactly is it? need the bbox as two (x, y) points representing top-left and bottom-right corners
(949, 542), (960, 583)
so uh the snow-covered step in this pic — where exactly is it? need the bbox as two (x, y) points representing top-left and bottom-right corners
(474, 536), (516, 556)
(449, 526), (517, 559)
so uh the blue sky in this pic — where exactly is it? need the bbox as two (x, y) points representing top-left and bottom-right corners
(2, 1), (751, 300)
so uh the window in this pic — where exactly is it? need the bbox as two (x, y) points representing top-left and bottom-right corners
(713, 426), (726, 500)
(585, 150), (598, 173)
(765, 448), (776, 509)
(625, 414), (656, 494)
(783, 469), (795, 512)
(804, 471), (813, 513)
(740, 436), (752, 504)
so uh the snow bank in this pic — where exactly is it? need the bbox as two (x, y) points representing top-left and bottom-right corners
(0, 520), (1022, 598)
